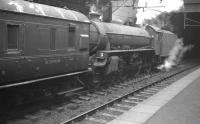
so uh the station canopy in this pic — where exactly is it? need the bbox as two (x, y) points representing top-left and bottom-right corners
(184, 0), (200, 12)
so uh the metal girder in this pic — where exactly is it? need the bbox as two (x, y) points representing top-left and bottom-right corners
(184, 13), (200, 28)
(184, 3), (200, 13)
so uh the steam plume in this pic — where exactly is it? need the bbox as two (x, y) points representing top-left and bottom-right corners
(90, 4), (98, 13)
(157, 38), (193, 71)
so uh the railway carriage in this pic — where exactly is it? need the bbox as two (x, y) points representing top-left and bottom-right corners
(0, 0), (90, 87)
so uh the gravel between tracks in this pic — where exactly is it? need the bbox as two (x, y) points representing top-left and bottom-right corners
(2, 62), (199, 124)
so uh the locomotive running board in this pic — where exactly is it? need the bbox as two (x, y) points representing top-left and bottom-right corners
(98, 49), (155, 56)
(0, 69), (91, 89)
(100, 48), (154, 53)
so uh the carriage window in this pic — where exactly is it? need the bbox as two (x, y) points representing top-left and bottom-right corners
(7, 24), (19, 50)
(68, 23), (76, 48)
(50, 28), (56, 50)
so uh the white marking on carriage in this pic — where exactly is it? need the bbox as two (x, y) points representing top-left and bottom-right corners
(55, 8), (65, 19)
(29, 3), (34, 9)
(35, 5), (46, 16)
(8, 1), (24, 12)
(68, 11), (78, 21)
(80, 34), (89, 37)
(28, 3), (46, 16)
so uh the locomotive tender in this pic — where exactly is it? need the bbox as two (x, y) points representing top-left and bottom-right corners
(0, 0), (177, 89)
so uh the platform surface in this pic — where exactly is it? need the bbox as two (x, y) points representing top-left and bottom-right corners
(108, 68), (200, 124)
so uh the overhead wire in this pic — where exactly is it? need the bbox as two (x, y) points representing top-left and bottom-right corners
(112, 0), (133, 13)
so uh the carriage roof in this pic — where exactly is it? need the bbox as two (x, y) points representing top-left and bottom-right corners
(0, 0), (90, 23)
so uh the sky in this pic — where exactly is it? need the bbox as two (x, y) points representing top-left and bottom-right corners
(136, 0), (184, 24)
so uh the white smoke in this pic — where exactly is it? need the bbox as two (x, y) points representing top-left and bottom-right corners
(90, 4), (98, 13)
(157, 38), (193, 71)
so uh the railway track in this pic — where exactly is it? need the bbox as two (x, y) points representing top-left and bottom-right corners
(2, 61), (198, 124)
(60, 63), (198, 124)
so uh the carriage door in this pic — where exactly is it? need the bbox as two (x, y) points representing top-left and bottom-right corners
(4, 22), (24, 82)
(65, 23), (76, 72)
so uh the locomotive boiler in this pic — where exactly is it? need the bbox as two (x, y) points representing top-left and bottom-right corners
(90, 21), (152, 52)
(89, 19), (155, 83)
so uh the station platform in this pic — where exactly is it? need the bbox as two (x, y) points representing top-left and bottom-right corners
(107, 67), (200, 124)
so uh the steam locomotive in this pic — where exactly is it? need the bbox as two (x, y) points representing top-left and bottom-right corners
(0, 0), (177, 90)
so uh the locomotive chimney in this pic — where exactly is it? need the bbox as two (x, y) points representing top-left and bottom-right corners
(102, 2), (112, 22)
(89, 12), (101, 21)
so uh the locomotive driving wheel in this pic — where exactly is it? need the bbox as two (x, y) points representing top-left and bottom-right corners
(144, 63), (152, 74)
(134, 57), (142, 77)
(129, 53), (143, 77)
(142, 53), (154, 74)
(135, 64), (142, 76)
